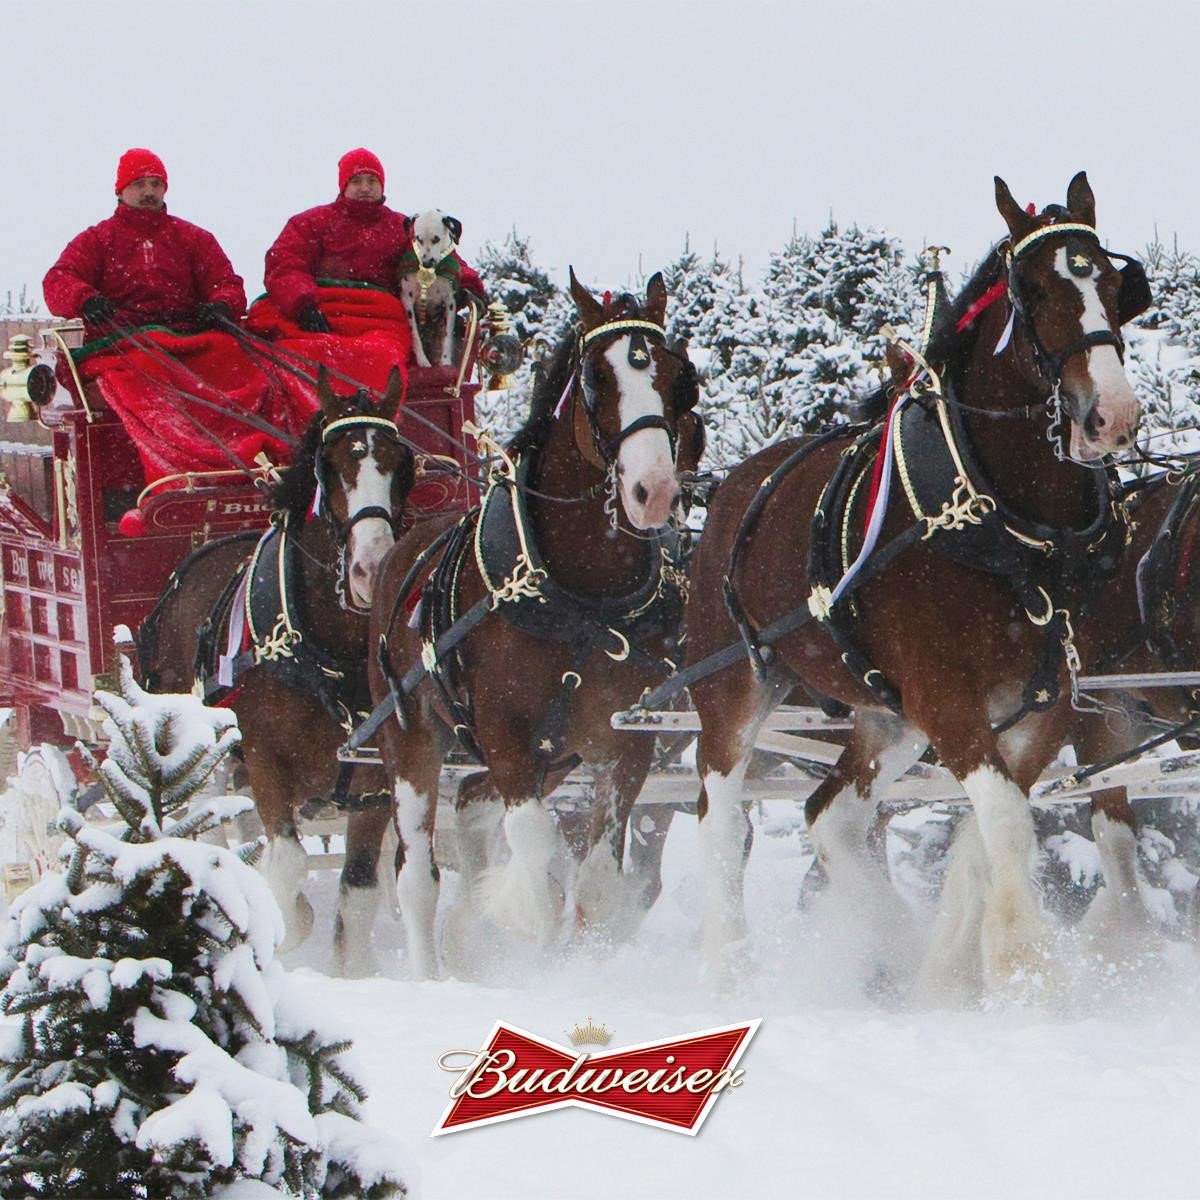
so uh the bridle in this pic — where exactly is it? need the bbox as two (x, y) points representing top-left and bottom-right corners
(1003, 220), (1127, 383)
(314, 411), (407, 609)
(574, 317), (684, 468)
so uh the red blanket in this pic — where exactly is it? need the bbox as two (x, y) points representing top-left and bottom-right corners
(72, 286), (413, 487)
(74, 328), (296, 483)
(245, 284), (412, 417)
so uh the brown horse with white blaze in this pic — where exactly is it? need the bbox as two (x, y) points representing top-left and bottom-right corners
(140, 368), (413, 974)
(684, 173), (1140, 994)
(368, 271), (702, 977)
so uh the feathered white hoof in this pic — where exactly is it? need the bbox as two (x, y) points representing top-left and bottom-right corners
(333, 884), (381, 978)
(574, 845), (644, 942)
(477, 800), (563, 943)
(980, 889), (1053, 999)
(279, 892), (314, 954)
(477, 860), (563, 945)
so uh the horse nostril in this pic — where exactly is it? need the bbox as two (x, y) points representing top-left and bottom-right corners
(634, 483), (649, 507)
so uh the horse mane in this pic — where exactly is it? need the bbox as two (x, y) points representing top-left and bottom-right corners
(270, 414), (323, 529)
(923, 242), (1009, 375)
(507, 329), (578, 458)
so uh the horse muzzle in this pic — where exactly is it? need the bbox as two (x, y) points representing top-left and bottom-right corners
(346, 519), (396, 608)
(623, 470), (682, 530)
(1061, 353), (1140, 462)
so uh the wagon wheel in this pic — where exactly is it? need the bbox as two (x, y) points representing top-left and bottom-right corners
(0, 743), (78, 904)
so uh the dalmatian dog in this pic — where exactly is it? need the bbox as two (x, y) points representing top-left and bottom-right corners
(399, 210), (464, 368)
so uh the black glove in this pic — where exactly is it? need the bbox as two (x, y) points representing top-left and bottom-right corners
(82, 294), (116, 324)
(195, 300), (233, 330)
(297, 304), (332, 334)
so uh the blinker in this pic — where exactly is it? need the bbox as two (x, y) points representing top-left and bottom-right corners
(627, 331), (651, 370)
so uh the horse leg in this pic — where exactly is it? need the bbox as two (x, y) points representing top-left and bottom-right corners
(332, 802), (392, 978)
(1073, 714), (1156, 944)
(257, 809), (313, 954)
(576, 741), (654, 940)
(237, 732), (313, 952)
(804, 710), (928, 978)
(693, 666), (781, 983)
(478, 789), (564, 948)
(627, 804), (676, 912)
(921, 707), (1065, 997)
(439, 770), (504, 976)
(453, 770), (504, 886)
(391, 752), (443, 980)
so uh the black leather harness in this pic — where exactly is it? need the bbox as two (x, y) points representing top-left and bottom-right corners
(800, 379), (1124, 728)
(197, 522), (373, 735)
(383, 450), (686, 786)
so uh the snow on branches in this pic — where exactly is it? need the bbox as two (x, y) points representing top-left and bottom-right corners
(0, 656), (414, 1199)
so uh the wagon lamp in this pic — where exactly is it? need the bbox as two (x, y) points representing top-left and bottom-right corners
(0, 335), (53, 422)
(480, 299), (523, 391)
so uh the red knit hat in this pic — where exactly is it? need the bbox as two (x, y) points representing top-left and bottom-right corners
(115, 148), (168, 194)
(338, 148), (384, 193)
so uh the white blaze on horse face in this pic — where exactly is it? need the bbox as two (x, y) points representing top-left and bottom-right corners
(606, 339), (680, 530)
(343, 430), (395, 608)
(1053, 246), (1140, 461)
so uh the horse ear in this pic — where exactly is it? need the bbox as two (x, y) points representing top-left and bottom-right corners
(403, 215), (414, 237)
(443, 214), (463, 243)
(569, 267), (605, 330)
(316, 366), (338, 417)
(379, 366), (403, 420)
(1065, 171), (1096, 227)
(645, 271), (668, 326)
(994, 176), (1037, 241)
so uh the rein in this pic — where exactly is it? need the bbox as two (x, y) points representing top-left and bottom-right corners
(213, 314), (494, 490)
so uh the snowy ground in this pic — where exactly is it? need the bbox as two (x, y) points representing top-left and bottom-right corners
(279, 791), (1200, 1200)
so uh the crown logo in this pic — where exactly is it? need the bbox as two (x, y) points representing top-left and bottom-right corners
(568, 1017), (612, 1048)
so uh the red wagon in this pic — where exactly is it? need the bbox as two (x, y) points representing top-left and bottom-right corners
(0, 304), (510, 895)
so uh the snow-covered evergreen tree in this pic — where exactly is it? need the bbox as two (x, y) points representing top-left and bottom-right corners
(474, 229), (574, 443)
(0, 286), (40, 317)
(0, 658), (413, 1199)
(691, 222), (922, 463)
(1123, 234), (1200, 462)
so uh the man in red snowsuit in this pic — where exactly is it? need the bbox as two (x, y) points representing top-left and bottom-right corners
(43, 148), (246, 340)
(262, 148), (484, 331)
(39, 150), (291, 486)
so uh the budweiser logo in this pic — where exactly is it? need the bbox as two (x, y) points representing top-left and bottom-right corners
(434, 1018), (760, 1136)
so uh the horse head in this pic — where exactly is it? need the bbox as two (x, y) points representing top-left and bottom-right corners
(313, 365), (413, 609)
(567, 269), (700, 530)
(994, 171), (1140, 462)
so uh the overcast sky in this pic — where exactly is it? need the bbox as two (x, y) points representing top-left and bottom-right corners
(2, 0), (1190, 304)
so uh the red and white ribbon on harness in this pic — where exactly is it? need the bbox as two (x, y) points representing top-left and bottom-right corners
(553, 370), (577, 419)
(217, 527), (273, 687)
(828, 383), (916, 607)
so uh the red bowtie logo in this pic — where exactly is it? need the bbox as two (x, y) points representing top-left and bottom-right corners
(434, 1019), (760, 1136)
